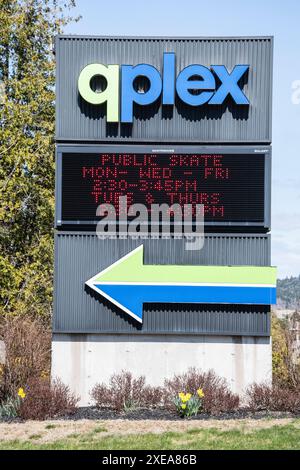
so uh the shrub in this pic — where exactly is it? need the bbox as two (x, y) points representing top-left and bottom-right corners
(0, 316), (51, 401)
(163, 368), (239, 415)
(246, 383), (300, 413)
(19, 377), (79, 420)
(91, 370), (162, 412)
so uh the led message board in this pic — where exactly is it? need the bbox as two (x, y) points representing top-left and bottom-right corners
(56, 146), (270, 228)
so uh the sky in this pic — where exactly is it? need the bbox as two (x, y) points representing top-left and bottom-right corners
(63, 0), (300, 278)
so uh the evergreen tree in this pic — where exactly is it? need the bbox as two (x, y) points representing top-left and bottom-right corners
(0, 0), (78, 318)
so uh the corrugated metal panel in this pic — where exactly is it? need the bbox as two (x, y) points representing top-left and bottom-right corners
(54, 233), (271, 335)
(55, 36), (273, 143)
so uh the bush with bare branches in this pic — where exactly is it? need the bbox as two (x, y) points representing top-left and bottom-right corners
(246, 382), (300, 413)
(163, 368), (240, 415)
(91, 370), (162, 412)
(19, 377), (79, 420)
(0, 316), (51, 401)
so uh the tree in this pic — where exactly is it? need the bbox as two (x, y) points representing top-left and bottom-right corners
(277, 275), (300, 309)
(272, 313), (289, 386)
(0, 0), (78, 319)
(272, 312), (300, 388)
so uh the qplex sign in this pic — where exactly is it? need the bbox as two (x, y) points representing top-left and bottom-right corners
(78, 52), (250, 123)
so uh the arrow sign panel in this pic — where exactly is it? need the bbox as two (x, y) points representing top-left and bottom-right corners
(86, 245), (277, 323)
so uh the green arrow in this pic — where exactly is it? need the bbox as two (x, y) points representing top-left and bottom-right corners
(91, 245), (276, 286)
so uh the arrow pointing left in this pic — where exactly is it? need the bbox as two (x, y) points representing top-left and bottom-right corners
(85, 245), (277, 324)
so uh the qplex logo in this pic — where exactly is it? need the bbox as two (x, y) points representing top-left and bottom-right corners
(78, 53), (250, 123)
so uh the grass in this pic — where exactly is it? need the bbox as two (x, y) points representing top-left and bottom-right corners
(0, 423), (299, 450)
(93, 426), (108, 433)
(28, 434), (42, 440)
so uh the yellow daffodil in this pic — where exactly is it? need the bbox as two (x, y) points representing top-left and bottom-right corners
(17, 387), (26, 399)
(197, 388), (205, 398)
(181, 404), (187, 410)
(178, 392), (192, 403)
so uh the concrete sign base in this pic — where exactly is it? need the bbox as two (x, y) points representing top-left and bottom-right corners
(52, 334), (272, 406)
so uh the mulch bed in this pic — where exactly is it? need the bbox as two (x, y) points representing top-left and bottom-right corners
(1, 407), (300, 423)
(58, 407), (300, 421)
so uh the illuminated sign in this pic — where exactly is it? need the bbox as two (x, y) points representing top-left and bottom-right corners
(56, 146), (270, 228)
(77, 53), (250, 122)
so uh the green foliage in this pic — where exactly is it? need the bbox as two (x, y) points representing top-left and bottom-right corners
(173, 392), (203, 418)
(0, 0), (78, 319)
(272, 313), (300, 388)
(0, 396), (20, 419)
(271, 313), (289, 385)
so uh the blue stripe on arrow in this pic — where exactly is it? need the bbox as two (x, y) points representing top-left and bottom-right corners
(94, 284), (276, 321)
